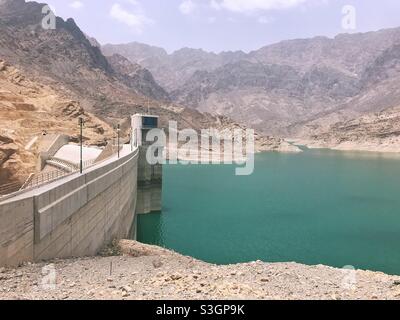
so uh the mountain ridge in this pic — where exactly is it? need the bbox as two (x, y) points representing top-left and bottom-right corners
(103, 27), (400, 137)
(1, 0), (297, 185)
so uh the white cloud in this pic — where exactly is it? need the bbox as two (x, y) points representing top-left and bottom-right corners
(69, 1), (84, 9)
(210, 0), (221, 10)
(179, 0), (197, 15)
(110, 2), (153, 34)
(207, 16), (217, 24)
(210, 0), (311, 12)
(258, 16), (275, 24)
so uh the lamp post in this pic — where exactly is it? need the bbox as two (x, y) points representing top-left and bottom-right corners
(117, 124), (121, 159)
(130, 129), (133, 152)
(79, 117), (84, 174)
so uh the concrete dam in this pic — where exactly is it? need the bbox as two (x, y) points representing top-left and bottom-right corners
(0, 114), (162, 267)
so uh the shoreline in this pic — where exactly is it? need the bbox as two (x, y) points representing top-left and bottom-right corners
(1, 240), (399, 300)
(288, 139), (400, 155)
(165, 141), (303, 162)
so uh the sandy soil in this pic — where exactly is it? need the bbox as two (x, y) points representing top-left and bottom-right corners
(0, 241), (399, 300)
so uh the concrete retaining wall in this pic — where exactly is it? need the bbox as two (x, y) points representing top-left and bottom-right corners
(95, 142), (124, 164)
(0, 148), (139, 267)
(37, 134), (70, 171)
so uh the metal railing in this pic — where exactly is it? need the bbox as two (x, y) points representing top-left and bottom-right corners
(46, 158), (76, 173)
(20, 173), (35, 190)
(22, 169), (68, 190)
(82, 159), (95, 169)
(0, 144), (133, 199)
(21, 158), (97, 190)
(0, 181), (22, 196)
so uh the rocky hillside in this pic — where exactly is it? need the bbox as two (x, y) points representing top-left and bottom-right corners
(0, 0), (170, 118)
(104, 28), (400, 137)
(0, 0), (282, 133)
(106, 53), (170, 102)
(293, 40), (400, 150)
(0, 58), (113, 186)
(0, 0), (297, 187)
(302, 106), (400, 153)
(102, 43), (247, 92)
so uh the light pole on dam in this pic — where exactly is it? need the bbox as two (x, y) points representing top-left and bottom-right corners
(132, 114), (163, 215)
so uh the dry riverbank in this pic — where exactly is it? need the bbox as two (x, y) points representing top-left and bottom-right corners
(290, 139), (400, 154)
(0, 241), (400, 300)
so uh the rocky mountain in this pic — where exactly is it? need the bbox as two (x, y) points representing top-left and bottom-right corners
(170, 60), (363, 134)
(292, 40), (400, 147)
(105, 28), (400, 137)
(0, 0), (173, 111)
(0, 0), (294, 186)
(0, 0), (266, 130)
(0, 2), (204, 123)
(303, 105), (400, 153)
(106, 53), (170, 102)
(0, 58), (113, 186)
(102, 43), (247, 92)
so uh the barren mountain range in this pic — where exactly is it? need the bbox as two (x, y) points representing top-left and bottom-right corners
(1, 0), (400, 186)
(0, 0), (294, 186)
(104, 28), (400, 142)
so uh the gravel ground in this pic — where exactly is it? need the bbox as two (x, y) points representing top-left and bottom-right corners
(1, 241), (400, 300)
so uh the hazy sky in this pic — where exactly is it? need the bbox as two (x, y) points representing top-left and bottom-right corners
(39, 0), (400, 53)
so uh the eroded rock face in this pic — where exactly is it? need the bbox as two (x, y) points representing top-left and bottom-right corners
(106, 54), (170, 102)
(0, 0), (272, 144)
(104, 28), (400, 138)
(307, 106), (400, 152)
(0, 59), (6, 72)
(0, 0), (303, 188)
(0, 136), (19, 185)
(0, 59), (113, 185)
(0, 0), (169, 122)
(0, 144), (17, 164)
(102, 43), (247, 92)
(0, 135), (14, 145)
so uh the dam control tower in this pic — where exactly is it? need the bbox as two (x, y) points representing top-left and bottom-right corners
(131, 114), (163, 214)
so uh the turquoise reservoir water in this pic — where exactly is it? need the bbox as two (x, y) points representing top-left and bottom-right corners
(137, 149), (400, 275)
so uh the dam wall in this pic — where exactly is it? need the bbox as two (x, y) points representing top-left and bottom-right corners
(136, 146), (162, 214)
(0, 147), (139, 267)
